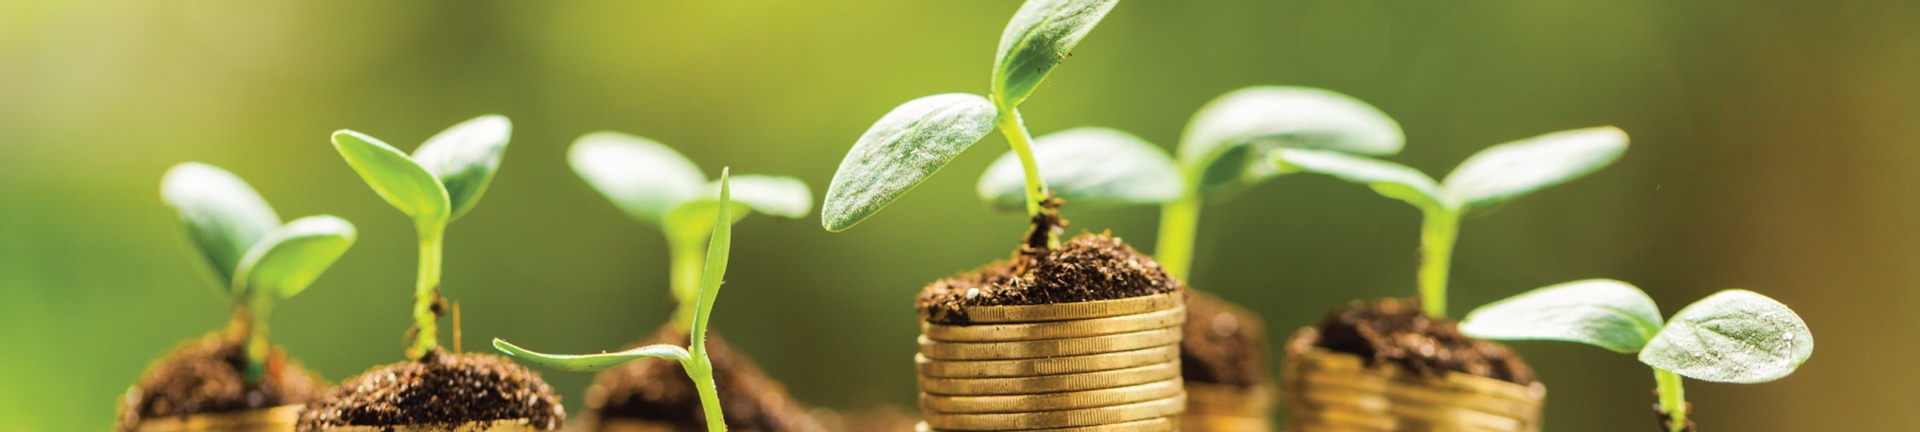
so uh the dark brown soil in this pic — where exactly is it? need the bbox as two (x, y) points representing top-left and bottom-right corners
(1655, 403), (1699, 432)
(296, 349), (564, 431)
(118, 333), (325, 432)
(587, 326), (826, 432)
(1179, 290), (1271, 387)
(1313, 298), (1535, 384)
(917, 231), (1185, 324)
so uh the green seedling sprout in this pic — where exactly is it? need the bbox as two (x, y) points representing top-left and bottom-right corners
(1269, 127), (1628, 317)
(331, 115), (511, 360)
(1458, 280), (1815, 432)
(494, 170), (738, 432)
(569, 132), (810, 329)
(824, 0), (1119, 248)
(161, 162), (357, 381)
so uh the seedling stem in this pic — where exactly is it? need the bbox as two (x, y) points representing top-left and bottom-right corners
(1153, 192), (1201, 280)
(1417, 208), (1460, 317)
(1655, 368), (1687, 432)
(412, 225), (445, 357)
(995, 104), (1051, 225)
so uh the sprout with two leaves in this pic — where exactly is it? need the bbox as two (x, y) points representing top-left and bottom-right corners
(161, 163), (357, 381)
(1459, 280), (1814, 432)
(495, 171), (742, 432)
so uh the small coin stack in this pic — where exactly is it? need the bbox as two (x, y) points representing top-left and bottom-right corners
(915, 292), (1187, 432)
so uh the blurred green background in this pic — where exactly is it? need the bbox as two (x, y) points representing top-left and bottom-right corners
(3, 0), (1916, 430)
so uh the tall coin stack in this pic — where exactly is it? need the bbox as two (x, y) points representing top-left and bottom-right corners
(915, 292), (1188, 432)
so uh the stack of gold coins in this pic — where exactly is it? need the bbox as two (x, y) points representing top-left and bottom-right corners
(915, 292), (1187, 432)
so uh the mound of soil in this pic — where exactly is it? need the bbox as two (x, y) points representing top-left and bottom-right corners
(1312, 298), (1535, 384)
(918, 231), (1184, 324)
(118, 333), (325, 432)
(296, 349), (564, 431)
(1179, 291), (1271, 387)
(587, 326), (826, 432)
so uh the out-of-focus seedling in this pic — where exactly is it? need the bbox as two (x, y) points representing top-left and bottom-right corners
(331, 115), (510, 360)
(496, 171), (739, 432)
(161, 163), (356, 381)
(1269, 127), (1627, 317)
(1459, 280), (1815, 432)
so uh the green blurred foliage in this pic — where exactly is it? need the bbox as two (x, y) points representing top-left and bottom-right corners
(3, 1), (1918, 431)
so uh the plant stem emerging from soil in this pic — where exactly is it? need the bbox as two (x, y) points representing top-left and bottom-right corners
(995, 103), (1050, 230)
(238, 295), (273, 382)
(1417, 208), (1461, 318)
(1154, 193), (1201, 281)
(410, 224), (445, 360)
(669, 235), (706, 331)
(1655, 368), (1689, 432)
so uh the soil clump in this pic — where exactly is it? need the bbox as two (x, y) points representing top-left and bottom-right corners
(118, 333), (325, 432)
(295, 349), (564, 431)
(587, 326), (826, 432)
(1180, 291), (1270, 387)
(917, 231), (1184, 324)
(1312, 298), (1535, 384)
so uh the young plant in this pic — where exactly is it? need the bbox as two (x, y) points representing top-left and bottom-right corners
(823, 0), (1119, 247)
(569, 132), (810, 330)
(494, 171), (739, 432)
(1269, 127), (1628, 317)
(1458, 280), (1815, 432)
(161, 162), (357, 381)
(330, 115), (510, 360)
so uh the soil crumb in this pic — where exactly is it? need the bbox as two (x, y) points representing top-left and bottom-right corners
(918, 231), (1184, 324)
(118, 333), (324, 432)
(296, 349), (564, 431)
(587, 326), (826, 432)
(1655, 404), (1699, 432)
(1313, 298), (1535, 384)
(1180, 291), (1271, 387)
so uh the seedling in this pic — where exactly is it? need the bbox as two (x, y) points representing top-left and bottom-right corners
(330, 115), (511, 360)
(569, 132), (810, 329)
(161, 162), (357, 381)
(1269, 127), (1628, 317)
(1459, 279), (1815, 432)
(824, 0), (1119, 247)
(495, 171), (739, 432)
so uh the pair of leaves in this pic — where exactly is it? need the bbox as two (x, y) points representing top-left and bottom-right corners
(1271, 126), (1629, 214)
(161, 163), (356, 300)
(976, 127), (1183, 210)
(332, 115), (512, 230)
(568, 131), (812, 243)
(1460, 280), (1815, 383)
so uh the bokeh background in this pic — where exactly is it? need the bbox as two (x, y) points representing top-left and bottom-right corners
(3, 0), (1916, 430)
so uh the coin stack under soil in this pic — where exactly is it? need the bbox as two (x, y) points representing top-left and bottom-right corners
(915, 292), (1188, 432)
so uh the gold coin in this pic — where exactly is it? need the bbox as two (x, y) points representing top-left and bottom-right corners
(919, 361), (1181, 396)
(923, 307), (1186, 342)
(915, 417), (1177, 432)
(918, 327), (1182, 360)
(927, 292), (1183, 324)
(915, 346), (1180, 378)
(920, 394), (1186, 430)
(921, 378), (1184, 413)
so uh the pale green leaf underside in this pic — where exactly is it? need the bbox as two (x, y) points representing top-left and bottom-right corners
(1271, 148), (1444, 211)
(1459, 279), (1664, 354)
(494, 339), (690, 372)
(160, 163), (282, 290)
(992, 0), (1119, 108)
(1178, 86), (1404, 197)
(1640, 289), (1814, 383)
(1441, 126), (1628, 207)
(663, 200), (751, 246)
(332, 130), (451, 226)
(233, 215), (357, 299)
(411, 115), (511, 221)
(569, 132), (707, 225)
(977, 127), (1183, 210)
(719, 175), (812, 219)
(823, 93), (997, 231)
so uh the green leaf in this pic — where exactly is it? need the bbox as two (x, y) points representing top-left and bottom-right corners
(1459, 279), (1664, 353)
(1178, 86), (1404, 198)
(991, 0), (1119, 108)
(1441, 126), (1628, 208)
(1640, 289), (1814, 383)
(823, 93), (997, 231)
(410, 115), (511, 221)
(721, 175), (812, 219)
(977, 127), (1182, 210)
(692, 170), (733, 341)
(233, 215), (357, 299)
(160, 163), (282, 290)
(569, 132), (708, 225)
(662, 200), (750, 246)
(1270, 149), (1445, 211)
(493, 339), (690, 372)
(332, 130), (451, 227)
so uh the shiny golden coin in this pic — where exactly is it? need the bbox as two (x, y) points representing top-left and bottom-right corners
(928, 292), (1183, 324)
(919, 327), (1182, 360)
(916, 417), (1177, 432)
(915, 345), (1180, 378)
(921, 394), (1186, 430)
(923, 307), (1186, 342)
(921, 378), (1184, 413)
(920, 361), (1181, 396)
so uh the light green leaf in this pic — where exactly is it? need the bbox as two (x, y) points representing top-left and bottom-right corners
(160, 163), (282, 290)
(662, 200), (750, 246)
(1178, 86), (1404, 198)
(332, 130), (451, 227)
(719, 175), (812, 219)
(493, 339), (690, 372)
(411, 115), (511, 221)
(1441, 126), (1628, 208)
(691, 170), (733, 341)
(823, 93), (997, 231)
(1640, 289), (1814, 383)
(1270, 148), (1445, 211)
(233, 215), (357, 299)
(992, 0), (1119, 108)
(569, 132), (708, 225)
(1459, 279), (1664, 353)
(977, 127), (1182, 210)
